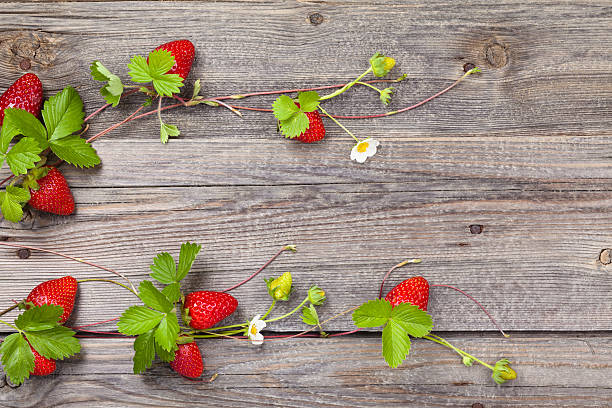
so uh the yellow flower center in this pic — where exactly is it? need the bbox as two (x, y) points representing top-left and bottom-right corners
(250, 325), (258, 335)
(357, 142), (369, 153)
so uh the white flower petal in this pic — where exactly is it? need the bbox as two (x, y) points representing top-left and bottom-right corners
(251, 333), (264, 345)
(254, 320), (266, 331)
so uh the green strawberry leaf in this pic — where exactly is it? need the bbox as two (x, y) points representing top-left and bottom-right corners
(155, 338), (176, 362)
(162, 282), (182, 303)
(297, 91), (320, 112)
(127, 55), (153, 83)
(0, 333), (34, 386)
(49, 135), (100, 168)
(191, 79), (202, 100)
(279, 111), (309, 139)
(0, 185), (31, 223)
(301, 304), (320, 326)
(150, 252), (176, 284)
(25, 326), (80, 360)
(42, 86), (85, 141)
(154, 312), (179, 352)
(1, 108), (47, 151)
(152, 76), (184, 98)
(5, 137), (42, 176)
(118, 305), (164, 335)
(147, 49), (175, 77)
(160, 122), (180, 144)
(138, 280), (173, 313)
(272, 95), (299, 121)
(352, 299), (393, 328)
(15, 304), (63, 332)
(390, 303), (433, 338)
(90, 60), (124, 107)
(133, 329), (156, 374)
(176, 242), (201, 282)
(382, 319), (411, 368)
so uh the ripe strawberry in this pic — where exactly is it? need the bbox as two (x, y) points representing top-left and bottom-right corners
(0, 73), (43, 125)
(28, 167), (75, 216)
(170, 342), (203, 378)
(295, 104), (325, 143)
(183, 291), (238, 330)
(30, 345), (56, 376)
(26, 276), (78, 323)
(385, 276), (429, 311)
(153, 40), (195, 80)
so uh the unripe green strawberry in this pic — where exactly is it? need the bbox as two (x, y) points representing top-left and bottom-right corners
(265, 272), (293, 301)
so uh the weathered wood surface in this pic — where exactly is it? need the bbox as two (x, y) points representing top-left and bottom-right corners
(0, 0), (611, 406)
(2, 335), (612, 407)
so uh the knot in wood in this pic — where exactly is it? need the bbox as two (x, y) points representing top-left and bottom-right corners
(484, 42), (507, 68)
(471, 404), (484, 408)
(309, 13), (324, 25)
(0, 31), (59, 67)
(600, 249), (611, 265)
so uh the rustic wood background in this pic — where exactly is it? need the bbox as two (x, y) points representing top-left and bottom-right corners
(1, 1), (611, 406)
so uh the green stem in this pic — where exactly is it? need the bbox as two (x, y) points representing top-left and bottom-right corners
(424, 334), (494, 370)
(318, 106), (360, 142)
(0, 319), (19, 332)
(265, 297), (308, 323)
(0, 302), (22, 318)
(319, 67), (373, 101)
(356, 81), (383, 93)
(192, 329), (244, 339)
(77, 278), (139, 297)
(261, 300), (276, 320)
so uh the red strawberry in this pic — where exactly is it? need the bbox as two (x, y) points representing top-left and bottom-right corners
(385, 276), (429, 311)
(30, 345), (56, 376)
(183, 291), (238, 330)
(0, 73), (43, 125)
(153, 40), (195, 80)
(170, 342), (203, 378)
(28, 167), (75, 216)
(295, 104), (325, 143)
(26, 276), (78, 323)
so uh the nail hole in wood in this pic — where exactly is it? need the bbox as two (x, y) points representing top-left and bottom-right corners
(309, 13), (324, 25)
(463, 62), (476, 72)
(469, 224), (484, 234)
(17, 248), (31, 259)
(19, 59), (31, 70)
(472, 404), (484, 408)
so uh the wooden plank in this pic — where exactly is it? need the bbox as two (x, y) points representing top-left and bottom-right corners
(1, 335), (611, 407)
(0, 182), (611, 331)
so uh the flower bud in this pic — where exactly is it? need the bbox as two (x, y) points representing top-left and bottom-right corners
(492, 358), (517, 384)
(308, 285), (326, 305)
(370, 53), (395, 77)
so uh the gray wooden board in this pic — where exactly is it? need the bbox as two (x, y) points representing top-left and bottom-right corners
(2, 335), (612, 407)
(0, 0), (611, 406)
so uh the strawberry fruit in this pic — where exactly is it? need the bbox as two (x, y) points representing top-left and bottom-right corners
(169, 342), (203, 378)
(183, 291), (238, 330)
(30, 345), (56, 376)
(28, 167), (75, 216)
(295, 104), (325, 143)
(385, 276), (429, 311)
(0, 73), (43, 125)
(26, 276), (78, 323)
(154, 40), (195, 80)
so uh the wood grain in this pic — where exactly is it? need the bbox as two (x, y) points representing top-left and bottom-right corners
(2, 335), (612, 407)
(0, 181), (611, 331)
(0, 1), (610, 405)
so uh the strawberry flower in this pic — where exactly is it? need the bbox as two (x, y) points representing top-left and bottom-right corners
(350, 138), (380, 163)
(247, 314), (266, 345)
